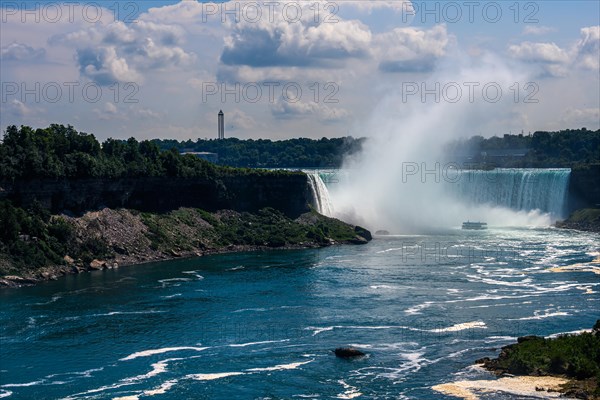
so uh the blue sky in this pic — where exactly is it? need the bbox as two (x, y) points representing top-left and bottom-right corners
(1, 1), (598, 140)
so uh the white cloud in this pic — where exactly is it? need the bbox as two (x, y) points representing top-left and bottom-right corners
(271, 99), (349, 123)
(575, 26), (600, 70)
(76, 47), (142, 85)
(508, 41), (570, 77)
(1, 42), (46, 61)
(50, 19), (195, 85)
(522, 26), (556, 36)
(220, 3), (371, 68)
(508, 26), (599, 77)
(508, 41), (569, 64)
(374, 24), (449, 73)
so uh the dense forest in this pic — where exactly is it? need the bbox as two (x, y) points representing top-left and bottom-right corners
(444, 128), (600, 167)
(1, 125), (598, 180)
(0, 124), (297, 181)
(152, 137), (365, 168)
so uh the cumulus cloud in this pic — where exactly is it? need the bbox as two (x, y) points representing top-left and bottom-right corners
(575, 26), (600, 70)
(508, 41), (569, 64)
(507, 41), (570, 77)
(220, 3), (371, 68)
(375, 24), (449, 73)
(51, 20), (195, 85)
(271, 99), (349, 123)
(76, 47), (141, 85)
(508, 26), (599, 77)
(1, 42), (46, 61)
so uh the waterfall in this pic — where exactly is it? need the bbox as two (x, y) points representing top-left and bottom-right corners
(448, 168), (571, 218)
(307, 172), (335, 217)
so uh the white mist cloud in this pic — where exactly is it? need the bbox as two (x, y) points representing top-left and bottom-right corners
(330, 53), (559, 233)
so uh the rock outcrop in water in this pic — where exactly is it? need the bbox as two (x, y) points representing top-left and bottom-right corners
(475, 321), (600, 399)
(334, 348), (366, 358)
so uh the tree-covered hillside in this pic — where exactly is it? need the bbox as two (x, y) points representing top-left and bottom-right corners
(445, 128), (599, 167)
(152, 136), (365, 168)
(0, 125), (297, 181)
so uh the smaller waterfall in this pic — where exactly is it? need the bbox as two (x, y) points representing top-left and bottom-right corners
(307, 173), (335, 217)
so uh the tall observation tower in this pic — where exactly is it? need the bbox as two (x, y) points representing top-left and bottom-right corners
(218, 110), (224, 139)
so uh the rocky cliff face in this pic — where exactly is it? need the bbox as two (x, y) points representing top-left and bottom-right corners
(567, 164), (600, 213)
(0, 174), (312, 217)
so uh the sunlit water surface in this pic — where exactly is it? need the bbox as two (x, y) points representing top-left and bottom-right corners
(0, 227), (598, 399)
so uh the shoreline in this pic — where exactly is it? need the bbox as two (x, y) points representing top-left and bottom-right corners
(0, 207), (372, 289)
(0, 240), (361, 289)
(432, 373), (570, 399)
(435, 323), (600, 400)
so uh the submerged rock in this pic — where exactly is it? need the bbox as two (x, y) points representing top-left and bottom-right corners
(334, 347), (366, 358)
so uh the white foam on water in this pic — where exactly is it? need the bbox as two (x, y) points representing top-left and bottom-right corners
(160, 293), (182, 299)
(369, 284), (410, 290)
(90, 310), (165, 318)
(246, 360), (313, 372)
(485, 336), (517, 343)
(547, 329), (592, 338)
(508, 310), (570, 321)
(232, 307), (267, 313)
(142, 379), (178, 396)
(305, 326), (335, 336)
(187, 372), (245, 380)
(427, 321), (487, 333)
(182, 271), (204, 279)
(46, 366), (104, 381)
(0, 381), (45, 388)
(0, 390), (12, 398)
(376, 248), (402, 254)
(228, 339), (290, 348)
(305, 325), (411, 336)
(31, 294), (62, 306)
(120, 346), (208, 361)
(347, 344), (373, 349)
(404, 301), (434, 315)
(336, 380), (362, 399)
(158, 278), (191, 283)
(128, 360), (168, 380)
(65, 380), (138, 399)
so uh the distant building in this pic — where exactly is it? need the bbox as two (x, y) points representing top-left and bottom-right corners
(218, 110), (224, 139)
(182, 151), (219, 163)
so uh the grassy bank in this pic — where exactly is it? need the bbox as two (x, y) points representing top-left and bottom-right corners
(0, 202), (371, 287)
(477, 321), (600, 399)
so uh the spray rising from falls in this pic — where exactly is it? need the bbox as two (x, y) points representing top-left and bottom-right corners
(326, 53), (569, 232)
(307, 172), (334, 217)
